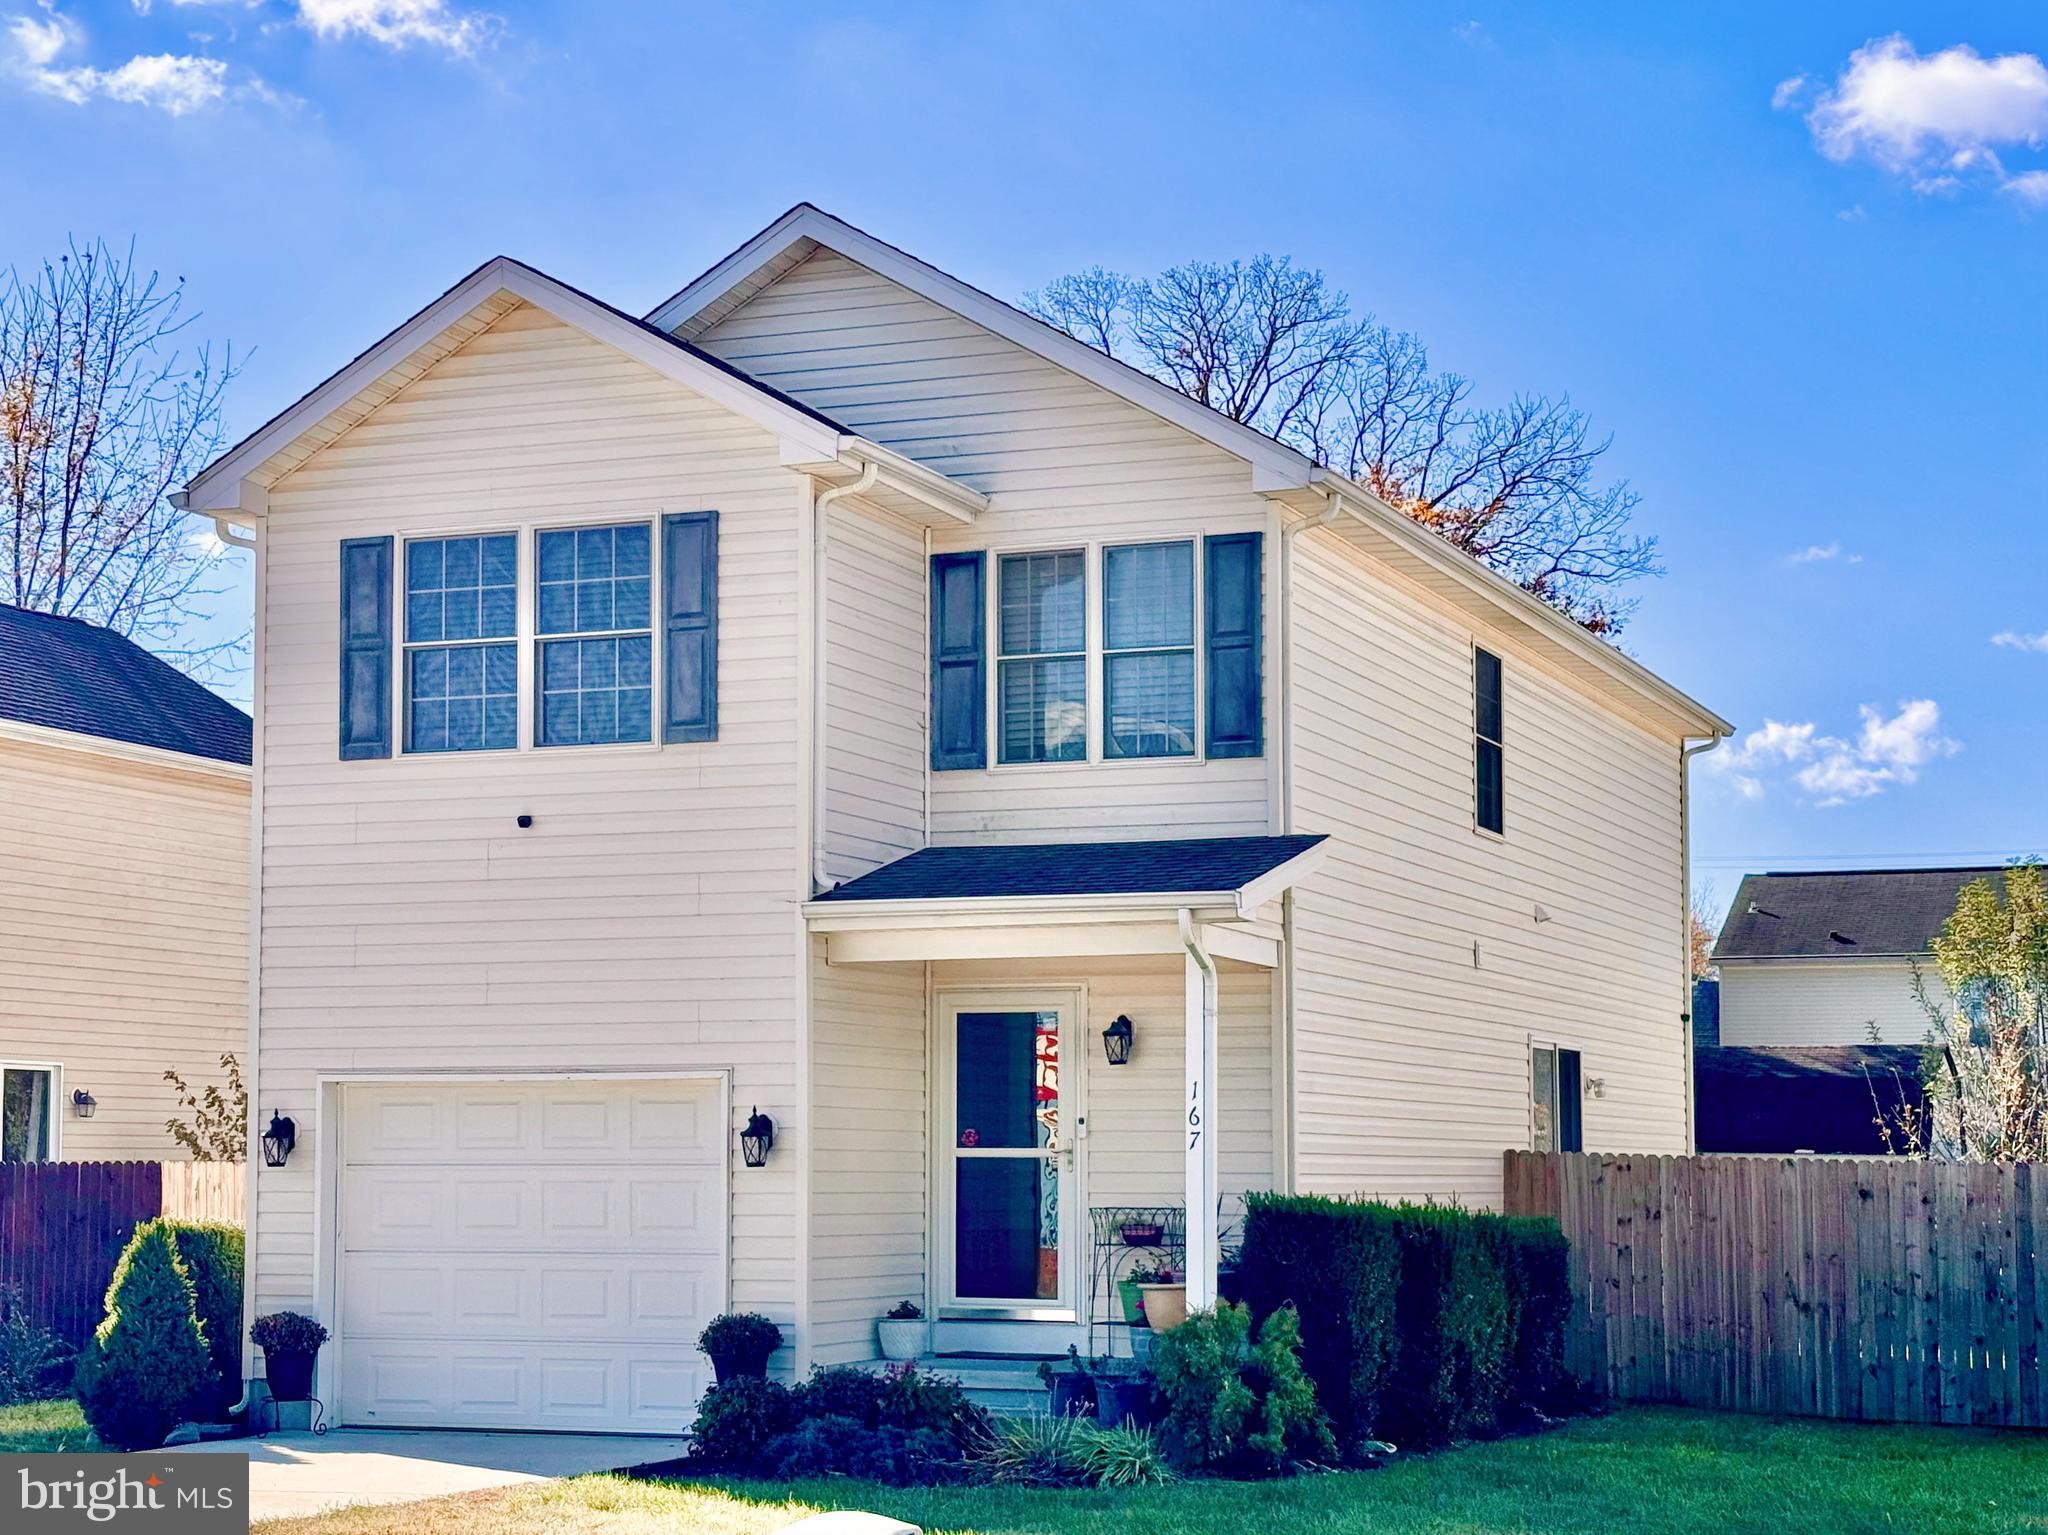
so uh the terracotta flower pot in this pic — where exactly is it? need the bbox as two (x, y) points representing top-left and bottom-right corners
(1135, 1282), (1188, 1332)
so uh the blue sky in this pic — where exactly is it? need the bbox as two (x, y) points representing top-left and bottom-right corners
(6, 1), (2046, 905)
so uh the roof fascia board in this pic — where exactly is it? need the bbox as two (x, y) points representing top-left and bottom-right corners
(183, 258), (845, 515)
(805, 892), (1248, 927)
(649, 205), (1316, 491)
(0, 716), (251, 780)
(781, 439), (987, 525)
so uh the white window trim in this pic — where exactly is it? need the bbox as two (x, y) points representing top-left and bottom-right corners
(992, 545), (1089, 769)
(0, 1060), (63, 1163)
(980, 536), (1215, 773)
(389, 512), (668, 760)
(1102, 536), (1202, 764)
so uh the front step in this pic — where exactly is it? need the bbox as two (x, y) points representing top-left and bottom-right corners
(872, 1354), (1053, 1417)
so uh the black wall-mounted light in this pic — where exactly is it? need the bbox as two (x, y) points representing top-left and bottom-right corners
(1102, 1015), (1134, 1067)
(740, 1108), (775, 1168)
(261, 1111), (297, 1168)
(71, 1089), (96, 1119)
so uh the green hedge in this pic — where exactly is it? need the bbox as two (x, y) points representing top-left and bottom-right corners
(171, 1222), (245, 1420)
(1240, 1195), (1573, 1453)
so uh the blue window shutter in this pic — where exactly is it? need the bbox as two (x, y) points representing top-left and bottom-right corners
(663, 511), (719, 742)
(1204, 532), (1263, 758)
(930, 551), (986, 770)
(338, 536), (393, 760)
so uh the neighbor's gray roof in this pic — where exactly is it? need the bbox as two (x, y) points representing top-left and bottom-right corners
(0, 604), (250, 765)
(812, 835), (1327, 903)
(1713, 867), (2012, 960)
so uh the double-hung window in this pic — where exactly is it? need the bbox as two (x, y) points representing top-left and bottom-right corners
(1, 1065), (55, 1163)
(537, 523), (655, 746)
(998, 549), (1086, 764)
(1475, 646), (1505, 835)
(403, 533), (518, 753)
(1103, 540), (1196, 759)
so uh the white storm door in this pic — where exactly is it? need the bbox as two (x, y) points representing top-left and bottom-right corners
(336, 1077), (726, 1433)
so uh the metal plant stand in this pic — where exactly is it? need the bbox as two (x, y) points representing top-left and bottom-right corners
(255, 1397), (327, 1436)
(1087, 1205), (1183, 1359)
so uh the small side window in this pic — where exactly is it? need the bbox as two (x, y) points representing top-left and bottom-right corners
(1531, 1046), (1583, 1153)
(1475, 647), (1504, 835)
(1, 1067), (55, 1163)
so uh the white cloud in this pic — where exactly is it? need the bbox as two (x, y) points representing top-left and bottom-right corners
(1784, 541), (1863, 565)
(1803, 36), (2048, 201)
(5, 12), (230, 113)
(1772, 73), (1810, 111)
(1838, 203), (1869, 221)
(1713, 700), (1958, 806)
(2003, 169), (2048, 206)
(293, 0), (495, 54)
(1452, 19), (1493, 49)
(1992, 629), (2048, 652)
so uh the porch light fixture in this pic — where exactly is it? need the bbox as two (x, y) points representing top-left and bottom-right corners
(1102, 1015), (1134, 1067)
(70, 1089), (96, 1119)
(261, 1111), (297, 1168)
(740, 1108), (775, 1168)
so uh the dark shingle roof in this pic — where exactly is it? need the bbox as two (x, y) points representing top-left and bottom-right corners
(1694, 1045), (1924, 1155)
(1712, 867), (2012, 960)
(812, 834), (1328, 903)
(0, 605), (251, 765)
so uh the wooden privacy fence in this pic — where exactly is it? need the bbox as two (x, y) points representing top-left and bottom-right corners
(0, 1161), (245, 1350)
(1504, 1150), (2048, 1428)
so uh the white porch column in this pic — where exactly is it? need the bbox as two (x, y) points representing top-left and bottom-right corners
(1180, 912), (1219, 1310)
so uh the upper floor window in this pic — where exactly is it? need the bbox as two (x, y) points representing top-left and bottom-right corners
(537, 524), (655, 747)
(998, 549), (1086, 764)
(1475, 646), (1504, 835)
(403, 533), (517, 753)
(1, 1065), (55, 1163)
(1103, 540), (1195, 759)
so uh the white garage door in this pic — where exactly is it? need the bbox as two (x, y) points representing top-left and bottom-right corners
(336, 1078), (726, 1433)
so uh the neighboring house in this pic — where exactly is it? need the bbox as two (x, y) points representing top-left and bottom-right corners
(1694, 1045), (1922, 1156)
(0, 604), (251, 1162)
(177, 204), (1728, 1433)
(1712, 866), (1993, 1046)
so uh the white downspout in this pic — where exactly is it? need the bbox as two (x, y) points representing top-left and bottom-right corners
(1179, 908), (1219, 1311)
(1679, 734), (1724, 1154)
(810, 459), (879, 892)
(229, 509), (265, 1417)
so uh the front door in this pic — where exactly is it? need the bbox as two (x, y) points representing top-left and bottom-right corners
(935, 992), (1079, 1336)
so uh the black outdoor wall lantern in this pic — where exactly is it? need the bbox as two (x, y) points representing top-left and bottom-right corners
(1102, 1014), (1134, 1067)
(261, 1111), (297, 1168)
(740, 1108), (775, 1168)
(70, 1089), (96, 1119)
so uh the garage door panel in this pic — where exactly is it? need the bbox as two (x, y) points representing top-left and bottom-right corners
(337, 1078), (725, 1433)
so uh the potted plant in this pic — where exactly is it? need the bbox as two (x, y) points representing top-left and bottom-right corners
(1120, 1258), (1174, 1328)
(1092, 1355), (1152, 1426)
(1134, 1267), (1189, 1332)
(876, 1300), (928, 1361)
(249, 1311), (329, 1403)
(1119, 1217), (1164, 1247)
(1036, 1346), (1096, 1418)
(698, 1312), (782, 1383)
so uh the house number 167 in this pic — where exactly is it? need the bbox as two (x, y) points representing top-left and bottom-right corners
(1187, 1079), (1202, 1151)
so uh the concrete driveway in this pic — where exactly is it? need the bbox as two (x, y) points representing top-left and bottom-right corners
(167, 1427), (691, 1522)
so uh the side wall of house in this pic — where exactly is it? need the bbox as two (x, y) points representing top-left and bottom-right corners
(1717, 959), (1935, 1045)
(695, 249), (1276, 846)
(255, 303), (805, 1339)
(0, 737), (248, 1161)
(1288, 525), (1689, 1208)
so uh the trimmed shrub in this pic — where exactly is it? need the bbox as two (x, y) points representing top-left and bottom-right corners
(1382, 1205), (1513, 1448)
(74, 1222), (217, 1450)
(1486, 1215), (1571, 1414)
(170, 1221), (245, 1419)
(1239, 1192), (1400, 1454)
(876, 1359), (991, 1445)
(793, 1363), (887, 1428)
(688, 1376), (797, 1469)
(1151, 1300), (1336, 1476)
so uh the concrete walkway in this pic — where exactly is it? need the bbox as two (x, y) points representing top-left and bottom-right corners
(167, 1427), (690, 1522)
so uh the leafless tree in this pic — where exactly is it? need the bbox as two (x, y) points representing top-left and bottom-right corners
(1026, 259), (1658, 634)
(1, 238), (239, 662)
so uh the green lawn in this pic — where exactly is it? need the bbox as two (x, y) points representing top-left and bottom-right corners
(256, 1408), (2048, 1535)
(0, 1399), (102, 1453)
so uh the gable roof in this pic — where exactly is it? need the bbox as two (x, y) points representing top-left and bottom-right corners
(811, 834), (1327, 905)
(649, 204), (1730, 742)
(0, 604), (251, 766)
(1713, 867), (2013, 961)
(178, 255), (986, 529)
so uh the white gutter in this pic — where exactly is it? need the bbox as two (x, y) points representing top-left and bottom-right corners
(1679, 733), (1725, 1153)
(1179, 909), (1219, 1310)
(808, 458), (879, 892)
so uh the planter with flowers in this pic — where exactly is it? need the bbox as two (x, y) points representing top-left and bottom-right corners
(250, 1311), (329, 1404)
(876, 1300), (928, 1361)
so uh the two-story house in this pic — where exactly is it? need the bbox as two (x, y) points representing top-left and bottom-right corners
(176, 205), (1728, 1434)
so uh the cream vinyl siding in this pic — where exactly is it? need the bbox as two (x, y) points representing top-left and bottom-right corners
(1288, 526), (1688, 1208)
(255, 302), (803, 1332)
(823, 504), (926, 884)
(0, 736), (247, 1161)
(1717, 959), (1938, 1046)
(693, 249), (1273, 845)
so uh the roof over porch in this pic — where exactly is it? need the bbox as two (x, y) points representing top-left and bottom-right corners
(802, 834), (1328, 967)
